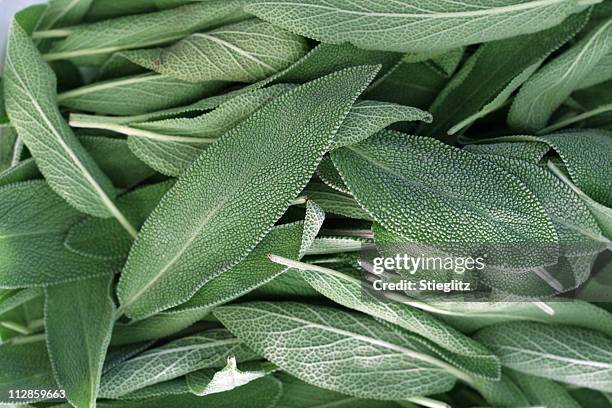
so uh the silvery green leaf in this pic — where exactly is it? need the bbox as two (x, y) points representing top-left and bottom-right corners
(509, 370), (582, 408)
(268, 257), (501, 380)
(0, 181), (122, 288)
(0, 288), (42, 316)
(577, 52), (612, 89)
(331, 131), (557, 265)
(99, 329), (256, 398)
(111, 308), (210, 346)
(245, 0), (581, 53)
(96, 376), (282, 408)
(186, 357), (271, 396)
(475, 321), (612, 392)
(65, 181), (174, 261)
(316, 155), (349, 193)
(174, 201), (324, 312)
(330, 100), (431, 149)
(301, 181), (371, 220)
(44, 1), (249, 65)
(38, 0), (93, 30)
(0, 158), (41, 187)
(103, 341), (155, 374)
(274, 372), (401, 408)
(419, 13), (588, 139)
(123, 19), (310, 83)
(509, 18), (612, 132)
(119, 378), (189, 400)
(4, 13), (129, 226)
(59, 73), (226, 115)
(214, 302), (463, 400)
(470, 371), (530, 407)
(45, 275), (115, 408)
(85, 0), (159, 21)
(0, 342), (59, 404)
(464, 141), (550, 163)
(116, 66), (378, 320)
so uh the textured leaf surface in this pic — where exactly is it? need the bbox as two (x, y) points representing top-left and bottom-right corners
(0, 181), (122, 287)
(4, 15), (119, 219)
(117, 66), (378, 320)
(215, 302), (460, 400)
(59, 74), (225, 115)
(45, 1), (249, 65)
(509, 18), (612, 131)
(476, 321), (612, 391)
(509, 371), (582, 408)
(175, 202), (324, 312)
(331, 131), (557, 261)
(419, 14), (587, 138)
(45, 275), (115, 408)
(0, 342), (58, 404)
(270, 257), (500, 380)
(187, 358), (270, 396)
(124, 19), (309, 83)
(245, 0), (579, 53)
(100, 329), (256, 398)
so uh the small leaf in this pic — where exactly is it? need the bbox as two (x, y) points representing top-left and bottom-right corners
(187, 357), (271, 396)
(99, 329), (256, 398)
(123, 19), (310, 83)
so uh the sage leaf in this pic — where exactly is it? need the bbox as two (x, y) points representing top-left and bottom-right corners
(43, 1), (249, 65)
(4, 13), (133, 232)
(65, 181), (174, 261)
(117, 65), (379, 320)
(476, 321), (612, 392)
(509, 18), (612, 132)
(85, 0), (159, 21)
(419, 13), (588, 139)
(0, 342), (58, 404)
(99, 329), (256, 398)
(301, 181), (372, 221)
(0, 288), (42, 316)
(245, 0), (582, 53)
(0, 181), (122, 287)
(45, 275), (115, 408)
(122, 19), (310, 83)
(186, 358), (271, 396)
(509, 370), (583, 408)
(174, 201), (324, 312)
(59, 73), (226, 115)
(268, 256), (501, 380)
(331, 131), (557, 265)
(274, 372), (401, 408)
(118, 378), (189, 400)
(38, 0), (93, 30)
(0, 158), (41, 187)
(214, 302), (464, 400)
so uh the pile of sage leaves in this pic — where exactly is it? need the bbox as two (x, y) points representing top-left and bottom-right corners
(1, 0), (612, 407)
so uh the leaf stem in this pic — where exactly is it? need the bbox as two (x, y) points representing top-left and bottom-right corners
(0, 321), (31, 335)
(407, 397), (451, 408)
(32, 28), (72, 39)
(5, 333), (46, 345)
(69, 115), (217, 144)
(537, 103), (612, 134)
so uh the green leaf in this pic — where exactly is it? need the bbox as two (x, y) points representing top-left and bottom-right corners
(0, 158), (41, 187)
(0, 342), (59, 404)
(274, 372), (401, 408)
(464, 141), (550, 163)
(118, 378), (189, 400)
(58, 73), (226, 115)
(268, 256), (501, 380)
(45, 275), (115, 408)
(123, 19), (310, 83)
(509, 18), (612, 132)
(99, 329), (256, 398)
(186, 358), (272, 396)
(245, 0), (581, 53)
(331, 131), (557, 263)
(214, 301), (463, 400)
(38, 0), (93, 30)
(475, 321), (612, 392)
(65, 181), (174, 261)
(116, 65), (378, 320)
(301, 181), (371, 220)
(0, 288), (42, 316)
(4, 14), (131, 230)
(85, 0), (159, 21)
(174, 201), (324, 312)
(96, 376), (282, 408)
(470, 371), (530, 407)
(509, 370), (582, 408)
(0, 181), (122, 287)
(43, 1), (249, 65)
(111, 308), (210, 346)
(419, 13), (588, 139)
(316, 155), (349, 193)
(330, 100), (431, 149)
